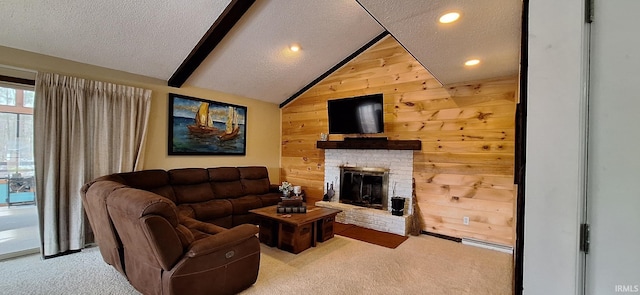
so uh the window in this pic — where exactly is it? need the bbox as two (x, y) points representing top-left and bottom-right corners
(0, 87), (17, 106)
(23, 90), (34, 108)
(0, 85), (35, 198)
(0, 79), (38, 259)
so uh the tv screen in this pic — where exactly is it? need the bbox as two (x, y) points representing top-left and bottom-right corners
(327, 94), (384, 134)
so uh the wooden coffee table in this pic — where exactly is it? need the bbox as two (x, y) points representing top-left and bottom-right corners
(249, 205), (341, 254)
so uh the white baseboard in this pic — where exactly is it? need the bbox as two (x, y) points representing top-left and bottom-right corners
(462, 237), (513, 254)
(0, 247), (39, 261)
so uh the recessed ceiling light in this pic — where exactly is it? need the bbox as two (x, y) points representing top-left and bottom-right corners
(289, 43), (301, 52)
(465, 59), (480, 66)
(439, 12), (460, 24)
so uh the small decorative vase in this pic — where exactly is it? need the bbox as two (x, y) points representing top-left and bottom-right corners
(293, 186), (302, 195)
(282, 190), (291, 199)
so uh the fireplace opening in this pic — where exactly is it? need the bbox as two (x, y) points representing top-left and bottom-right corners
(339, 167), (388, 210)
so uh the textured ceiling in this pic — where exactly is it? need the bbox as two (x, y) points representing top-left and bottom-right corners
(187, 0), (383, 103)
(0, 1), (521, 105)
(0, 0), (231, 81)
(358, 0), (523, 85)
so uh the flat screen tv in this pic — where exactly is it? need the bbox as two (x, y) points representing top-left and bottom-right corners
(327, 94), (384, 134)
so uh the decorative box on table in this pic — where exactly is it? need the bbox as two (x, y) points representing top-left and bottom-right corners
(277, 197), (307, 213)
(281, 197), (303, 207)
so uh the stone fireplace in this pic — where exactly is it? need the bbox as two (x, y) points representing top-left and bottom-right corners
(316, 148), (414, 236)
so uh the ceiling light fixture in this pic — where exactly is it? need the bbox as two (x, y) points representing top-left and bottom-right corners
(439, 12), (460, 24)
(289, 43), (301, 52)
(465, 59), (480, 66)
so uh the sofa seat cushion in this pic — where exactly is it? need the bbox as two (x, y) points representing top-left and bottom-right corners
(209, 216), (233, 229)
(233, 214), (258, 226)
(177, 199), (232, 222)
(258, 192), (282, 207)
(179, 215), (226, 240)
(228, 196), (263, 214)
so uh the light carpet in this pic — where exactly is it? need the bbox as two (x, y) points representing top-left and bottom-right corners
(0, 235), (512, 295)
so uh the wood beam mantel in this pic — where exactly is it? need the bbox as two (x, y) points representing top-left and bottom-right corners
(316, 139), (421, 150)
(168, 0), (256, 88)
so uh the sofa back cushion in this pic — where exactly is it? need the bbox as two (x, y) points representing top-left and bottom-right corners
(111, 170), (176, 203)
(208, 167), (244, 198)
(168, 168), (215, 204)
(238, 166), (270, 195)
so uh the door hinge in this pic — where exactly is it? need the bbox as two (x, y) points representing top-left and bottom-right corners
(585, 0), (594, 23)
(580, 223), (590, 254)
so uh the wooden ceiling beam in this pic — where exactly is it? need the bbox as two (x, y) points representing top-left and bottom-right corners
(168, 0), (255, 88)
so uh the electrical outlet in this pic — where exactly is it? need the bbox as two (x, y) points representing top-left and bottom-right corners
(463, 216), (470, 225)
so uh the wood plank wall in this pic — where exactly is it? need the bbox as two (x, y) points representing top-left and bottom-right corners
(281, 36), (517, 246)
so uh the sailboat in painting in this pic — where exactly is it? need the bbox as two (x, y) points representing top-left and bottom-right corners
(218, 106), (240, 141)
(187, 102), (219, 134)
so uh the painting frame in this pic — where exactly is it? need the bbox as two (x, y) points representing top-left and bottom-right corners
(168, 93), (247, 155)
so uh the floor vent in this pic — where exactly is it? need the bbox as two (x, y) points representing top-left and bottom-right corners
(462, 238), (513, 254)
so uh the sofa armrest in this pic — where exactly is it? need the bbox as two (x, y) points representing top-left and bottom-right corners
(269, 184), (280, 193)
(186, 224), (258, 257)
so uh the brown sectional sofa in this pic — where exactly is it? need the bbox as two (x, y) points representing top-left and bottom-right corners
(81, 166), (282, 295)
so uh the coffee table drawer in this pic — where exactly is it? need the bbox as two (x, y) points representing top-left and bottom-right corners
(258, 219), (278, 246)
(278, 223), (313, 254)
(317, 215), (335, 242)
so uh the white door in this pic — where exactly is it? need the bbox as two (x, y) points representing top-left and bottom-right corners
(587, 0), (640, 293)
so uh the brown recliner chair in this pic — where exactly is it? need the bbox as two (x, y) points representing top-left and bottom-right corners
(81, 169), (175, 276)
(106, 187), (260, 295)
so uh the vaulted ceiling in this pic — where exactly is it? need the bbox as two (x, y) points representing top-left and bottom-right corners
(0, 0), (522, 105)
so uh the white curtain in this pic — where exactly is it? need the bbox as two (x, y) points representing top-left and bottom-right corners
(34, 72), (151, 257)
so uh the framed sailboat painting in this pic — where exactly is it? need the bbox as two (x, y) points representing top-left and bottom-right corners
(168, 93), (247, 155)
